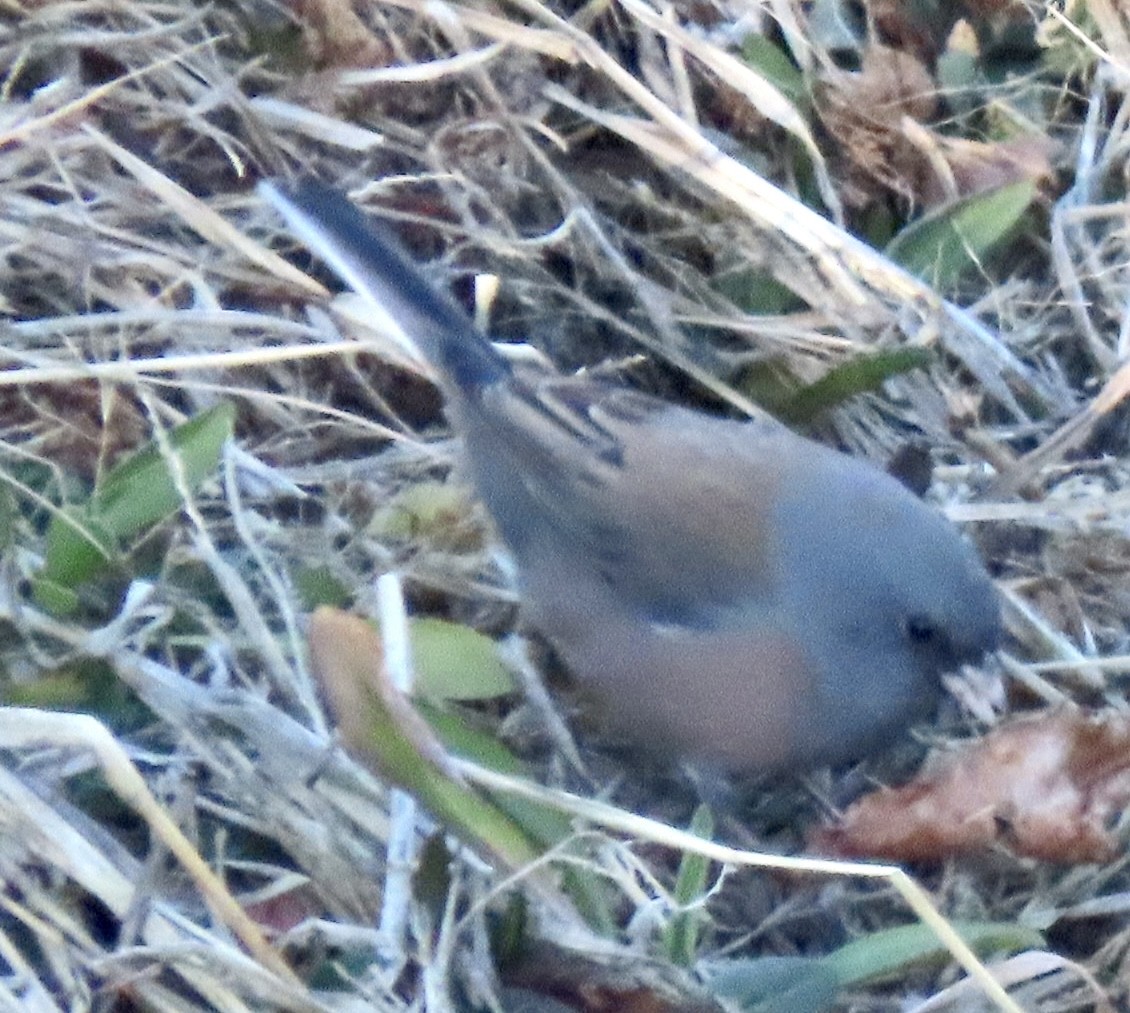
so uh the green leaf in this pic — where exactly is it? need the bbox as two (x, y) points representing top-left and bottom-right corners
(411, 617), (515, 701)
(491, 891), (530, 967)
(416, 701), (616, 933)
(886, 180), (1036, 289)
(309, 608), (616, 934)
(740, 35), (806, 108)
(710, 956), (840, 1013)
(1, 658), (148, 729)
(776, 347), (932, 426)
(664, 804), (715, 965)
(37, 402), (235, 605)
(824, 921), (1046, 985)
(0, 481), (15, 554)
(90, 402), (236, 540)
(38, 510), (116, 592)
(308, 609), (544, 872)
(417, 701), (573, 848)
(713, 268), (803, 315)
(30, 577), (80, 616)
(708, 920), (1044, 1011)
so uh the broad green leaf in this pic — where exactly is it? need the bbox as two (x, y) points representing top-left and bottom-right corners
(886, 180), (1036, 288)
(710, 956), (840, 1013)
(38, 402), (235, 604)
(708, 920), (1044, 1011)
(38, 511), (116, 592)
(90, 402), (235, 539)
(824, 920), (1046, 984)
(776, 347), (932, 426)
(1, 658), (147, 729)
(740, 35), (806, 108)
(419, 701), (616, 934)
(412, 617), (515, 701)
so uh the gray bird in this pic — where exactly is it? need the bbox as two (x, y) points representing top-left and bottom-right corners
(261, 180), (1001, 773)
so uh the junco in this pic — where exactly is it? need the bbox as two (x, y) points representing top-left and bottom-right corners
(262, 180), (1001, 773)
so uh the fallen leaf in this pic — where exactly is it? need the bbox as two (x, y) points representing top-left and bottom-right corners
(813, 710), (1130, 864)
(819, 41), (1054, 211)
(819, 44), (939, 208)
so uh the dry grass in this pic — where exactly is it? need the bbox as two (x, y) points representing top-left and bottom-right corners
(0, 0), (1127, 1010)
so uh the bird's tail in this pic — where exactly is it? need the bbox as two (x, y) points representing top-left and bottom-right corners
(259, 179), (509, 391)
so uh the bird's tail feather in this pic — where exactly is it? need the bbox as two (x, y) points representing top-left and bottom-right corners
(259, 179), (508, 390)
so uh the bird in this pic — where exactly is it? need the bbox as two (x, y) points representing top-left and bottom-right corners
(261, 179), (1002, 774)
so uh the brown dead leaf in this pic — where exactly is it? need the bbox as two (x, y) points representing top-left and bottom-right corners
(819, 45), (940, 208)
(812, 710), (1130, 864)
(819, 42), (1054, 209)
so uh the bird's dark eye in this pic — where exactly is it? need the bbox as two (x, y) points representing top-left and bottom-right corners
(905, 615), (938, 645)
